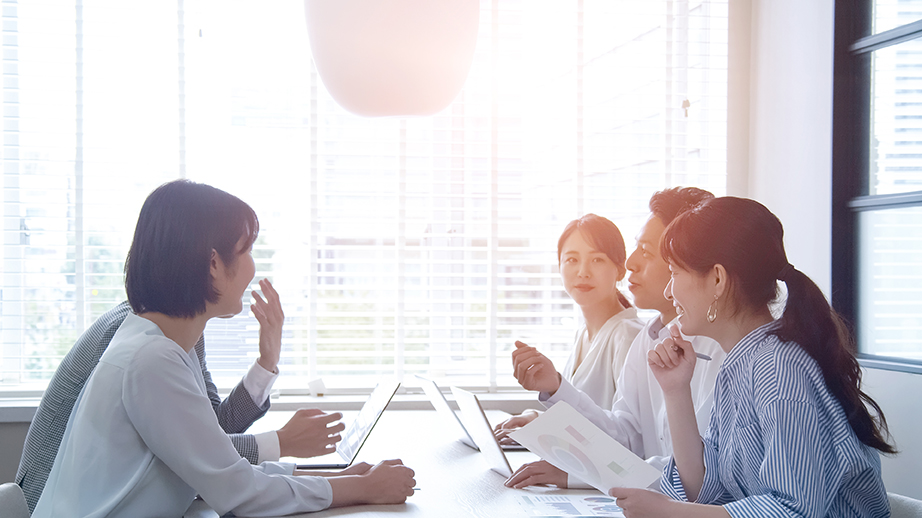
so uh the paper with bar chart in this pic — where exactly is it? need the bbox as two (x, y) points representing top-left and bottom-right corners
(516, 494), (625, 517)
(508, 401), (661, 493)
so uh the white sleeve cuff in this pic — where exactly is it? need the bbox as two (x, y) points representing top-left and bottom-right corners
(540, 378), (579, 407)
(566, 473), (594, 489)
(242, 360), (279, 406)
(255, 431), (281, 464)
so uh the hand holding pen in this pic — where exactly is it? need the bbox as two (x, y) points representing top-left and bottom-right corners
(647, 325), (701, 395)
(667, 324), (711, 361)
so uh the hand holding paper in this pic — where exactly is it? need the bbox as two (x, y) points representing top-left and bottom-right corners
(508, 402), (661, 494)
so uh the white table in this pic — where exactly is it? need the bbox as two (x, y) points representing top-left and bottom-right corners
(185, 410), (612, 518)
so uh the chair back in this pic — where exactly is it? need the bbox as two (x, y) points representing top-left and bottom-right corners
(891, 492), (922, 518)
(0, 483), (29, 518)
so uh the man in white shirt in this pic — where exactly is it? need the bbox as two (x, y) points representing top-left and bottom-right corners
(500, 186), (726, 489)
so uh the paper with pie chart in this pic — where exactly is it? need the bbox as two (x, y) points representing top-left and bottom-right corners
(508, 401), (661, 493)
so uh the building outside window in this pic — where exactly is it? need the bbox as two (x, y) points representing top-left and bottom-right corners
(835, 0), (922, 368)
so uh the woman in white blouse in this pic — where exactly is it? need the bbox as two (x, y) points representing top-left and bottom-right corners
(32, 180), (415, 518)
(496, 214), (644, 437)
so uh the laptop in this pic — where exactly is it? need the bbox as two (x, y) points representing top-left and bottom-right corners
(416, 375), (526, 451)
(449, 386), (536, 477)
(296, 380), (400, 469)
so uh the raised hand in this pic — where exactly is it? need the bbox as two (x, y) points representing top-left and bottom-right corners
(251, 278), (284, 373)
(647, 325), (696, 396)
(504, 460), (568, 489)
(276, 408), (345, 459)
(511, 341), (561, 394)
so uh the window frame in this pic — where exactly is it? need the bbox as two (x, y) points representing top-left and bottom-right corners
(833, 0), (922, 373)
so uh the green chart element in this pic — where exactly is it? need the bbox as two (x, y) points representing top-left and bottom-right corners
(607, 460), (627, 476)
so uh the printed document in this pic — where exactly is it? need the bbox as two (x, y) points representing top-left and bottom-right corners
(509, 401), (661, 493)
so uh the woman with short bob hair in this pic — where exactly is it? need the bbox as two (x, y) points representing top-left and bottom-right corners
(33, 180), (416, 518)
(609, 197), (892, 517)
(124, 179), (260, 318)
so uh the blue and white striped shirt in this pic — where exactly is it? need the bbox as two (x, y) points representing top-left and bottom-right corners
(661, 323), (889, 517)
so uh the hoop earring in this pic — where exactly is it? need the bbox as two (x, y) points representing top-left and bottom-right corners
(707, 296), (719, 323)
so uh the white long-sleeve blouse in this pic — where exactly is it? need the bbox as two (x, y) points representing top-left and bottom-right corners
(560, 307), (644, 411)
(33, 313), (333, 518)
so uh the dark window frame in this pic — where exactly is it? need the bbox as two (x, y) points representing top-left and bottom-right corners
(833, 0), (922, 373)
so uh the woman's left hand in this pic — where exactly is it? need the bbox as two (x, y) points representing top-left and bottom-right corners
(608, 487), (677, 518)
(251, 278), (284, 373)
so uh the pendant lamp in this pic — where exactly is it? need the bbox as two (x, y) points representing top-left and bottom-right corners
(304, 0), (480, 117)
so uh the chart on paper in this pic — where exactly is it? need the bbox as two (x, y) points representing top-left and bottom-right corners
(509, 401), (661, 494)
(516, 494), (624, 517)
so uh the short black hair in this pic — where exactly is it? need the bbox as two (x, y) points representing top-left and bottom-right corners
(125, 180), (259, 318)
(648, 186), (715, 225)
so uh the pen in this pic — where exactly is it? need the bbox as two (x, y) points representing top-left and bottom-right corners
(669, 325), (711, 361)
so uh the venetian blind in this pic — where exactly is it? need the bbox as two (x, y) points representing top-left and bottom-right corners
(1, 0), (727, 392)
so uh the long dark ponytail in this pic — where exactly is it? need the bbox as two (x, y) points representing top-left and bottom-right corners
(558, 214), (631, 309)
(661, 197), (895, 454)
(775, 267), (894, 453)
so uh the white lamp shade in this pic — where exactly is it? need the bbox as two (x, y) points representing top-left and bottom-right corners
(304, 0), (480, 117)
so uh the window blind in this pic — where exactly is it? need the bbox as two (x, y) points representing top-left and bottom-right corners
(1, 0), (728, 392)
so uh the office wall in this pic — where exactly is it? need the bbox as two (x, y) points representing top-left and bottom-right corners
(0, 422), (28, 484)
(745, 0), (832, 294)
(862, 368), (922, 499)
(743, 0), (922, 500)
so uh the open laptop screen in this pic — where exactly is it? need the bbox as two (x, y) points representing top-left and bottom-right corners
(297, 380), (400, 469)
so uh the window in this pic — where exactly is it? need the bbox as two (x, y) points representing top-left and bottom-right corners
(834, 0), (922, 366)
(1, 0), (729, 392)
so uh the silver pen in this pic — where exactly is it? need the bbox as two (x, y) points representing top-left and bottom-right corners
(670, 324), (712, 361)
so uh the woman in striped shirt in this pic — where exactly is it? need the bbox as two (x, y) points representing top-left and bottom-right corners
(609, 197), (894, 517)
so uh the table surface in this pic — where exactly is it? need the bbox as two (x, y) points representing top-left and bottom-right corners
(185, 409), (613, 518)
